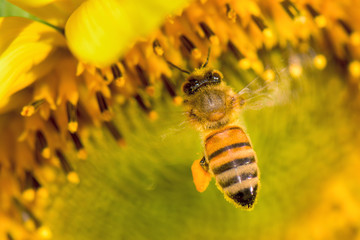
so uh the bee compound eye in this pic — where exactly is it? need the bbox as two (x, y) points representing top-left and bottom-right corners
(212, 71), (221, 82)
(183, 78), (199, 95)
(182, 82), (192, 94)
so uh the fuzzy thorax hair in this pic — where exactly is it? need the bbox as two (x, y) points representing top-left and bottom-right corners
(183, 83), (240, 131)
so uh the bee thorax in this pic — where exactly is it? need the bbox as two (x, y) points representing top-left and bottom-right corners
(197, 90), (226, 121)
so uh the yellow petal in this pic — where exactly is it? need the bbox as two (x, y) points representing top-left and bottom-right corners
(65, 0), (189, 67)
(0, 17), (66, 110)
(7, 0), (85, 27)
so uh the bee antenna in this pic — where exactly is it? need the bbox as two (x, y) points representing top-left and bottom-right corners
(165, 60), (190, 75)
(201, 46), (211, 68)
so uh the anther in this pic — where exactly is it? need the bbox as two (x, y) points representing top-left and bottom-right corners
(100, 64), (123, 84)
(69, 132), (87, 160)
(55, 149), (79, 184)
(104, 121), (126, 147)
(97, 68), (111, 83)
(135, 64), (149, 87)
(305, 4), (319, 18)
(179, 35), (201, 59)
(21, 99), (45, 117)
(35, 130), (50, 159)
(134, 94), (158, 120)
(227, 40), (245, 61)
(24, 171), (41, 190)
(199, 22), (219, 45)
(13, 198), (41, 228)
(76, 102), (92, 123)
(111, 64), (122, 80)
(180, 35), (195, 53)
(66, 101), (78, 133)
(305, 4), (326, 28)
(153, 39), (164, 56)
(227, 41), (251, 69)
(121, 59), (129, 71)
(251, 15), (267, 31)
(337, 19), (352, 35)
(114, 63), (126, 87)
(160, 74), (176, 98)
(48, 115), (60, 132)
(22, 171), (41, 202)
(55, 149), (71, 173)
(199, 22), (216, 42)
(135, 64), (155, 95)
(7, 233), (14, 240)
(225, 3), (237, 22)
(280, 0), (300, 19)
(134, 93), (150, 112)
(161, 74), (182, 105)
(95, 91), (112, 121)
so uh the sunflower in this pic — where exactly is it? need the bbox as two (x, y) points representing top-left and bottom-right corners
(1, 0), (360, 239)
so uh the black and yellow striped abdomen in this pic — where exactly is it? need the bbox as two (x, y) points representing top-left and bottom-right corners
(204, 126), (259, 208)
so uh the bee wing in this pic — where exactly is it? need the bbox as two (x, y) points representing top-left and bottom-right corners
(158, 109), (189, 141)
(237, 68), (286, 110)
(160, 121), (188, 141)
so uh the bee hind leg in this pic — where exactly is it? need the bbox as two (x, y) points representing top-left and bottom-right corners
(191, 156), (212, 192)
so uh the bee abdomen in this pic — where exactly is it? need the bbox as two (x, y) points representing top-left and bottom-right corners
(214, 159), (259, 208)
(204, 126), (259, 208)
(227, 183), (258, 208)
(212, 156), (255, 174)
(217, 169), (258, 188)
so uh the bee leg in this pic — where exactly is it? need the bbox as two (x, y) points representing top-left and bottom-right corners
(191, 156), (212, 192)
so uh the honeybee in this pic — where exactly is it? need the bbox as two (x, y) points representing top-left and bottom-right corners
(181, 61), (259, 209)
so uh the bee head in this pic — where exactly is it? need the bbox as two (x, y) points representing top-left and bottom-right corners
(182, 69), (223, 95)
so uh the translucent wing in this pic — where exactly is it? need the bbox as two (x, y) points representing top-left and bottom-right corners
(236, 68), (287, 110)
